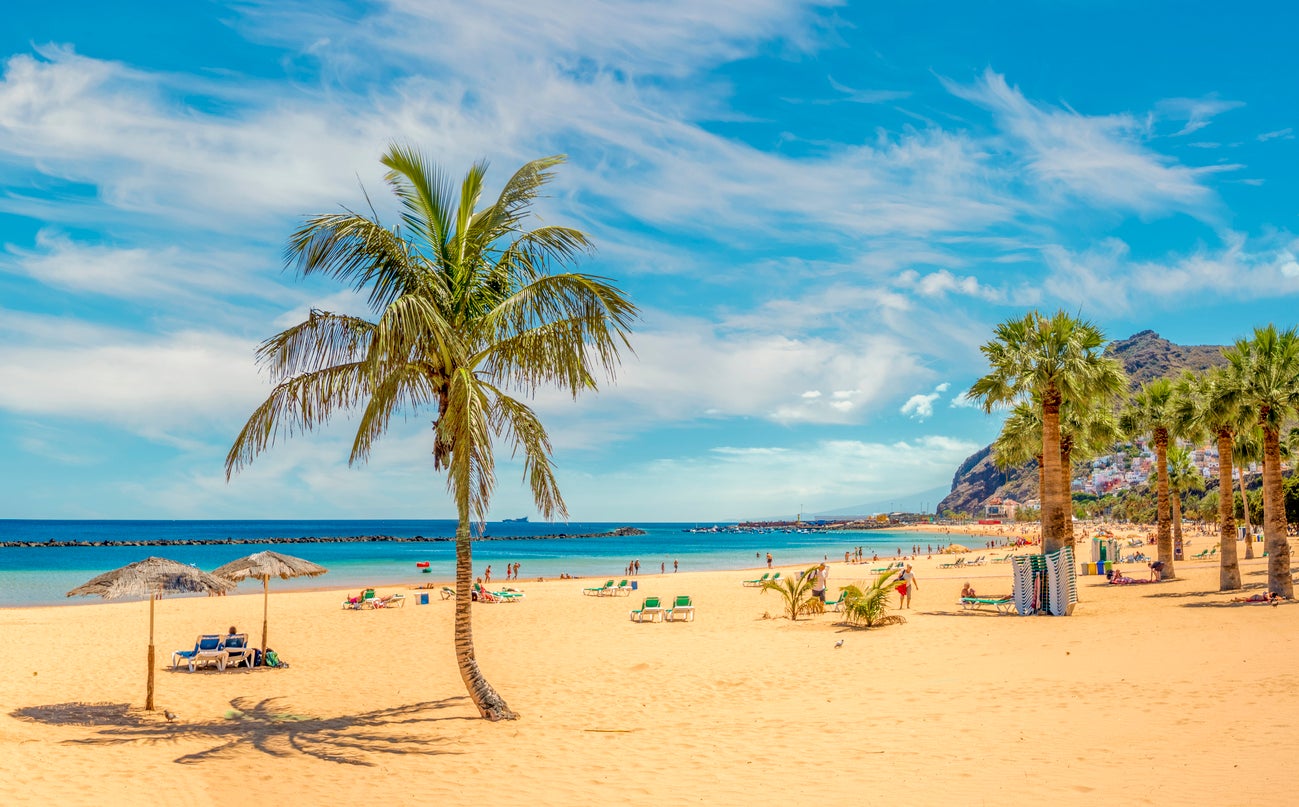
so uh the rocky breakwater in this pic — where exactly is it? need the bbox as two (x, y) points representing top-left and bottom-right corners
(0, 526), (647, 548)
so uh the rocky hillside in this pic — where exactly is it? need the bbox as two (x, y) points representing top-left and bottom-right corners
(936, 330), (1228, 516)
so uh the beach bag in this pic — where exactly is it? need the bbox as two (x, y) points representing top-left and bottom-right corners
(265, 649), (285, 668)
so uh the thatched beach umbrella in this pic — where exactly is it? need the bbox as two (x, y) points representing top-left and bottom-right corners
(212, 550), (327, 658)
(67, 556), (234, 711)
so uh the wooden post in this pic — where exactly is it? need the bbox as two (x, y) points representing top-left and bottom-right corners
(146, 591), (156, 711)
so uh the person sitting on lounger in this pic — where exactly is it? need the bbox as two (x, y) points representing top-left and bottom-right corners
(961, 582), (976, 599)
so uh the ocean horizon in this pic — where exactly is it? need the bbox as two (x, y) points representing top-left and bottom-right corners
(0, 519), (975, 607)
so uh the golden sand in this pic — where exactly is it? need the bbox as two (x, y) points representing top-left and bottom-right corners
(1, 536), (1295, 806)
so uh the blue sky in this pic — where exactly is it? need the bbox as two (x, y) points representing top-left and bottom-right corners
(2, 1), (1298, 522)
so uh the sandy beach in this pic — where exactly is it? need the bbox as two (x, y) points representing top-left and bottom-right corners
(2, 539), (1296, 806)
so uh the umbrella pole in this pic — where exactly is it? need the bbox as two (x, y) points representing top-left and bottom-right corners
(146, 590), (156, 711)
(261, 576), (269, 660)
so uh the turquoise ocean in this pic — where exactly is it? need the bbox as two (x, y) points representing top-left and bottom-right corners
(0, 520), (974, 607)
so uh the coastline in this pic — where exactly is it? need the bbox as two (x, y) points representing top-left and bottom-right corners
(2, 544), (1292, 804)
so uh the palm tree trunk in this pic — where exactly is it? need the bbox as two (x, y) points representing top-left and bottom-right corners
(1171, 490), (1184, 559)
(453, 499), (518, 721)
(1059, 439), (1074, 550)
(1217, 431), (1241, 590)
(1261, 425), (1294, 598)
(146, 590), (156, 711)
(1239, 466), (1254, 559)
(1154, 428), (1174, 579)
(1040, 387), (1065, 554)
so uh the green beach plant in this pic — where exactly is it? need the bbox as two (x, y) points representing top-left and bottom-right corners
(225, 146), (637, 720)
(761, 567), (818, 621)
(839, 569), (905, 628)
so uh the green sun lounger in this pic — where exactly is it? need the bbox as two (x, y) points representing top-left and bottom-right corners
(629, 596), (664, 622)
(742, 572), (770, 587)
(959, 596), (1015, 615)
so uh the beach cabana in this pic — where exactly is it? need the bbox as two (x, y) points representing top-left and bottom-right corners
(212, 550), (327, 659)
(67, 556), (234, 711)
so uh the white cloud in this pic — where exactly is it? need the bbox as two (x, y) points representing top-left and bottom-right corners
(1156, 96), (1245, 137)
(900, 383), (950, 421)
(946, 69), (1229, 219)
(557, 434), (983, 521)
(1258, 128), (1294, 142)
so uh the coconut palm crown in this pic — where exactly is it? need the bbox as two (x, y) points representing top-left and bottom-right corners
(969, 310), (1124, 553)
(226, 146), (637, 719)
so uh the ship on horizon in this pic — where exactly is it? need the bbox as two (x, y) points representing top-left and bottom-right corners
(502, 516), (529, 523)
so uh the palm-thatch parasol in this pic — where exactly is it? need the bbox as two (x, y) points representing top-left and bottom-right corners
(67, 556), (235, 711)
(212, 550), (327, 658)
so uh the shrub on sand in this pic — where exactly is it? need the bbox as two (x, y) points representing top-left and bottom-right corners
(841, 569), (906, 628)
(761, 567), (818, 621)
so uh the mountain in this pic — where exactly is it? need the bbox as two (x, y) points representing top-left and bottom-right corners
(1106, 330), (1228, 390)
(935, 331), (1228, 516)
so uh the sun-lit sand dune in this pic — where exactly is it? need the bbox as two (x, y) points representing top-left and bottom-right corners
(2, 539), (1295, 806)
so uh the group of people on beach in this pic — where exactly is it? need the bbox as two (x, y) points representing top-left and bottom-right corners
(483, 562), (522, 583)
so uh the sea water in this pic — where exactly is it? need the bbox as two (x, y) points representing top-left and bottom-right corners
(0, 520), (975, 606)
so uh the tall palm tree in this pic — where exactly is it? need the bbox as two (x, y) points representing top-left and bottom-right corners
(993, 399), (1119, 549)
(969, 310), (1124, 554)
(1173, 367), (1244, 589)
(226, 146), (637, 719)
(1233, 426), (1263, 559)
(1166, 444), (1205, 555)
(1120, 378), (1179, 579)
(1225, 325), (1299, 598)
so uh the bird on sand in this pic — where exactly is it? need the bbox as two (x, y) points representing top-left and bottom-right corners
(164, 710), (177, 722)
(834, 639), (844, 648)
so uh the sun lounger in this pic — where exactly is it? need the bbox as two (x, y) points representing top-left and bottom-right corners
(937, 557), (965, 569)
(629, 596), (664, 622)
(872, 562), (903, 573)
(613, 579), (633, 596)
(172, 634), (220, 670)
(440, 586), (456, 599)
(584, 579), (615, 596)
(221, 633), (255, 668)
(990, 553), (1014, 563)
(742, 573), (770, 587)
(665, 595), (695, 622)
(965, 555), (987, 567)
(371, 594), (406, 608)
(959, 596), (1015, 615)
(185, 634), (227, 672)
(343, 588), (377, 609)
(823, 590), (846, 612)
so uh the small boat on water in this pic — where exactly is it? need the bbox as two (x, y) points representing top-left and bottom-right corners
(416, 561), (430, 573)
(502, 516), (528, 523)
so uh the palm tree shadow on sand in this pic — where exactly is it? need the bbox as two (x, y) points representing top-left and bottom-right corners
(11, 696), (470, 766)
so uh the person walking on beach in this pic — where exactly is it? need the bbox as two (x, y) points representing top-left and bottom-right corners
(673, 559), (679, 573)
(812, 562), (828, 603)
(766, 552), (773, 569)
(484, 565), (492, 583)
(896, 563), (918, 609)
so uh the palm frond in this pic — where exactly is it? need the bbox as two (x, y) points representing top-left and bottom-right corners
(349, 363), (439, 465)
(255, 309), (376, 384)
(441, 367), (496, 526)
(486, 389), (568, 522)
(225, 363), (372, 477)
(380, 142), (456, 266)
(286, 212), (423, 313)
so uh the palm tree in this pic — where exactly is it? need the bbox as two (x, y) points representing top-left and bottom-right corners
(1120, 378), (1179, 580)
(1233, 425), (1263, 559)
(1166, 444), (1204, 555)
(761, 568), (819, 621)
(1225, 325), (1299, 598)
(993, 400), (1119, 549)
(1173, 367), (1244, 589)
(840, 569), (905, 627)
(970, 310), (1124, 553)
(226, 146), (637, 719)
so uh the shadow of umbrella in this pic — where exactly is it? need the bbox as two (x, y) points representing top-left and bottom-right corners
(67, 556), (234, 711)
(212, 550), (327, 659)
